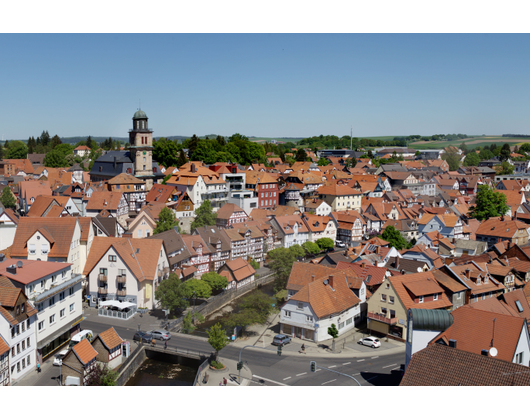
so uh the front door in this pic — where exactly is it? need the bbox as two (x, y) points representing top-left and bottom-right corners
(294, 327), (302, 339)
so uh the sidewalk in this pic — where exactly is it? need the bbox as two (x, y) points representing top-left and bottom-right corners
(229, 312), (406, 359)
(198, 314), (405, 386)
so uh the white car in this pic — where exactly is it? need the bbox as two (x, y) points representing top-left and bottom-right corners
(358, 336), (381, 348)
(335, 240), (346, 248)
(53, 349), (69, 366)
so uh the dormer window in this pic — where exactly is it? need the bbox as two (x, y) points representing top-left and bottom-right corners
(418, 296), (424, 303)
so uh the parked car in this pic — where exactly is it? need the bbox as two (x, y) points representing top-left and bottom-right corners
(335, 240), (346, 248)
(272, 334), (292, 346)
(358, 336), (381, 348)
(151, 330), (171, 341)
(133, 331), (153, 344)
(53, 349), (69, 366)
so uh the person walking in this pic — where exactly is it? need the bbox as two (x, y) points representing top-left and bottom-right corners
(164, 340), (168, 350)
(36, 362), (40, 373)
(152, 338), (156, 347)
(301, 343), (306, 354)
(223, 377), (227, 386)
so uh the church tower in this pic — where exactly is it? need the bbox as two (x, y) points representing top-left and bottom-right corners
(129, 109), (155, 189)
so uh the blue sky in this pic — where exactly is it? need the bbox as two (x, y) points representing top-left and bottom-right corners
(1, 33), (530, 140)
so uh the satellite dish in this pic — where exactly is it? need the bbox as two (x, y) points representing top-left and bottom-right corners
(489, 347), (498, 357)
(16, 261), (22, 268)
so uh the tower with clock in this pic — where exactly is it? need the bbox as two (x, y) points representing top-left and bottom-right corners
(129, 109), (156, 189)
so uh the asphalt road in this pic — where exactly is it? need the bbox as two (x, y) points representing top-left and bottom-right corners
(223, 346), (405, 386)
(31, 317), (405, 387)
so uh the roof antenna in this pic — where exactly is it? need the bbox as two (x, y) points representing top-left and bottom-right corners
(490, 317), (497, 347)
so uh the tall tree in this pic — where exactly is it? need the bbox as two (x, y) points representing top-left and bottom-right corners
(191, 200), (216, 229)
(268, 247), (297, 292)
(27, 137), (36, 154)
(379, 225), (408, 250)
(179, 279), (212, 300)
(295, 148), (308, 161)
(0, 186), (16, 209)
(208, 322), (229, 363)
(40, 130), (50, 147)
(441, 150), (461, 171)
(154, 273), (189, 313)
(500, 143), (511, 162)
(463, 152), (480, 167)
(6, 141), (27, 159)
(50, 135), (62, 149)
(468, 184), (509, 221)
(176, 149), (188, 168)
(153, 207), (178, 234)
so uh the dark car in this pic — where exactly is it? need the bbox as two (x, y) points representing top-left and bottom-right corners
(272, 334), (292, 346)
(133, 331), (153, 343)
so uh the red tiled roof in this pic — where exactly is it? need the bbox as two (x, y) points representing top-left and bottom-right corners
(72, 338), (98, 365)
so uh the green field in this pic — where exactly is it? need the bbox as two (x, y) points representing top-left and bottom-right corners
(409, 136), (530, 150)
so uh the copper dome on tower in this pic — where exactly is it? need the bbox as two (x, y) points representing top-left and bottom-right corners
(133, 109), (147, 119)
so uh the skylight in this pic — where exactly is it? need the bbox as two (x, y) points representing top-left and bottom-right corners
(515, 300), (524, 313)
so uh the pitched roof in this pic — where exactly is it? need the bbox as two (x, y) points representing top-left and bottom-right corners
(72, 338), (98, 366)
(401, 344), (530, 386)
(98, 327), (124, 350)
(0, 335), (9, 355)
(83, 237), (164, 281)
(86, 191), (125, 211)
(11, 217), (79, 259)
(430, 306), (526, 363)
(220, 258), (256, 282)
(287, 262), (344, 292)
(216, 202), (246, 220)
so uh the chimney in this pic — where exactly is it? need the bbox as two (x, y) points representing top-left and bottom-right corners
(329, 275), (334, 289)
(481, 349), (489, 356)
(395, 255), (400, 269)
(6, 265), (16, 275)
(464, 269), (471, 279)
(122, 232), (133, 238)
(449, 339), (457, 348)
(191, 163), (196, 173)
(311, 275), (315, 282)
(113, 156), (117, 169)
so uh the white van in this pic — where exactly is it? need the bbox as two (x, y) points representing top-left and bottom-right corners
(68, 329), (93, 348)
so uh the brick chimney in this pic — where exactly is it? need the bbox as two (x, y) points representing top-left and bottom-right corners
(191, 163), (196, 173)
(329, 275), (334, 289)
(465, 268), (471, 279)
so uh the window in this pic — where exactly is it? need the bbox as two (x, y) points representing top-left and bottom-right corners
(17, 362), (20, 372)
(389, 296), (394, 304)
(69, 287), (74, 296)
(433, 293), (438, 301)
(11, 348), (15, 357)
(17, 344), (20, 354)
(108, 255), (117, 262)
(60, 308), (65, 318)
(306, 315), (313, 322)
(41, 244), (48, 254)
(381, 294), (387, 302)
(29, 244), (36, 254)
(22, 359), (25, 369)
(338, 321), (345, 329)
(297, 302), (303, 309)
(390, 309), (396, 319)
(49, 296), (55, 306)
(27, 355), (30, 366)
(516, 352), (524, 364)
(62, 270), (67, 279)
(22, 341), (25, 350)
(284, 310), (291, 318)
(49, 314), (55, 324)
(38, 321), (44, 331)
(40, 280), (45, 289)
(27, 337), (30, 347)
(418, 296), (424, 303)
(346, 317), (353, 325)
(16, 305), (20, 315)
(385, 282), (390, 289)
(21, 321), (25, 333)
(59, 292), (65, 301)
(381, 308), (387, 316)
(70, 303), (75, 312)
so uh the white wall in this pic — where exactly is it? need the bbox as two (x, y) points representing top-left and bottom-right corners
(0, 314), (37, 382)
(0, 225), (16, 250)
(512, 326), (530, 366)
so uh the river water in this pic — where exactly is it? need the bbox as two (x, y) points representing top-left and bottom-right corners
(125, 282), (277, 385)
(125, 359), (197, 386)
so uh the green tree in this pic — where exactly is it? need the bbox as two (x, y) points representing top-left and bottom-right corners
(500, 143), (511, 162)
(50, 135), (62, 149)
(179, 278), (212, 300)
(479, 148), (494, 160)
(154, 273), (189, 313)
(464, 153), (480, 167)
(27, 137), (36, 154)
(379, 225), (408, 250)
(268, 247), (297, 292)
(249, 259), (260, 270)
(239, 290), (273, 324)
(208, 322), (229, 363)
(65, 154), (76, 166)
(201, 272), (228, 293)
(295, 148), (308, 161)
(468, 184), (509, 221)
(43, 149), (68, 167)
(153, 207), (178, 234)
(181, 310), (204, 334)
(0, 186), (16, 209)
(40, 130), (50, 147)
(317, 157), (329, 166)
(441, 150), (461, 171)
(494, 161), (514, 175)
(6, 141), (28, 159)
(85, 363), (119, 386)
(289, 244), (305, 259)
(153, 138), (179, 168)
(302, 241), (320, 257)
(176, 149), (188, 168)
(327, 323), (339, 352)
(316, 237), (334, 250)
(191, 200), (217, 230)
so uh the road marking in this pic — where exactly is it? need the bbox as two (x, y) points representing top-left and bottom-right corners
(283, 377), (291, 381)
(253, 375), (289, 386)
(296, 372), (307, 376)
(321, 379), (337, 385)
(357, 359), (365, 362)
(383, 364), (397, 369)
(316, 369), (321, 372)
(328, 365), (337, 368)
(371, 356), (379, 359)
(342, 362), (351, 365)
(353, 373), (360, 376)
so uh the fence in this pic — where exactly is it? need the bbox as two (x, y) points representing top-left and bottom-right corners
(194, 357), (211, 386)
(98, 307), (137, 320)
(116, 344), (146, 386)
(163, 273), (275, 331)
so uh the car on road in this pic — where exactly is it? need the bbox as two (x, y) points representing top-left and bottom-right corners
(53, 349), (69, 366)
(358, 336), (381, 348)
(335, 240), (346, 248)
(272, 334), (292, 346)
(150, 330), (171, 341)
(133, 331), (153, 344)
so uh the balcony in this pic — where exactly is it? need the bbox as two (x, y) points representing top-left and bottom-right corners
(367, 312), (397, 325)
(98, 274), (108, 282)
(117, 275), (126, 284)
(117, 289), (127, 297)
(98, 287), (108, 295)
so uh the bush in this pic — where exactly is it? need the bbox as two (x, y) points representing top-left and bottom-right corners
(210, 360), (225, 369)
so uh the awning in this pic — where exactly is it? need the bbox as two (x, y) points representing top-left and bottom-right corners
(99, 300), (136, 310)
